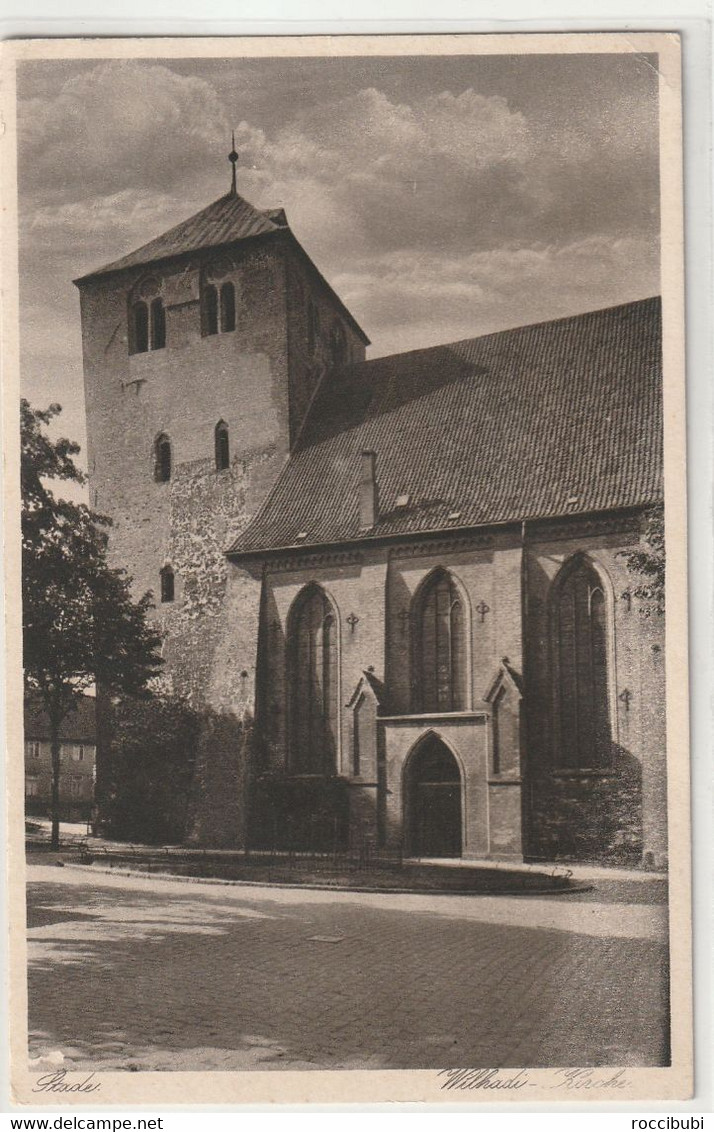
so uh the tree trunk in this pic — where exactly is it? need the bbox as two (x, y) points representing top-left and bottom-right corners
(94, 689), (113, 835)
(49, 713), (62, 851)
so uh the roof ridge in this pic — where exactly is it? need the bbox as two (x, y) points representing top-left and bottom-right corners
(75, 190), (280, 283)
(358, 295), (662, 369)
(228, 297), (663, 557)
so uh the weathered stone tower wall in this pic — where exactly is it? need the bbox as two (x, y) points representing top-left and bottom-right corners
(77, 224), (366, 845)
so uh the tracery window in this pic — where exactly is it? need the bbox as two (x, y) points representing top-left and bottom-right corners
(412, 570), (468, 713)
(552, 556), (611, 768)
(288, 585), (338, 774)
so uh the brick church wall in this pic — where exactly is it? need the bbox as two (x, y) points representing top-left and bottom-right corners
(524, 515), (667, 866)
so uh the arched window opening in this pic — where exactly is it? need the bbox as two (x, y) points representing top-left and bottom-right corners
(288, 586), (338, 775)
(154, 434), (171, 483)
(220, 282), (236, 332)
(150, 298), (166, 350)
(132, 301), (149, 354)
(330, 321), (347, 368)
(215, 420), (230, 471)
(552, 556), (611, 768)
(413, 570), (468, 713)
(203, 284), (219, 336)
(160, 565), (175, 604)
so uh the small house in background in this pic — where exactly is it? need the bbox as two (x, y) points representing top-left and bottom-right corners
(24, 696), (96, 822)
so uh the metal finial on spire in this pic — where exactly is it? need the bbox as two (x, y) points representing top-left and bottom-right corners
(228, 130), (238, 196)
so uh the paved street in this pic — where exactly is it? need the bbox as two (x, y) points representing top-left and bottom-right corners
(26, 860), (669, 1072)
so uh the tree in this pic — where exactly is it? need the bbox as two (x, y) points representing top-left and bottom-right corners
(619, 504), (665, 617)
(21, 399), (164, 848)
(101, 694), (202, 844)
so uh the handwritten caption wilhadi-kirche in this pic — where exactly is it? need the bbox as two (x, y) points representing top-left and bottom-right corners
(439, 1068), (630, 1092)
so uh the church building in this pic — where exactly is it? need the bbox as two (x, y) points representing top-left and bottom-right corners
(74, 151), (667, 868)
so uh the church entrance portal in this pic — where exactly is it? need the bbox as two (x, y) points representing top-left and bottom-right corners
(405, 734), (462, 858)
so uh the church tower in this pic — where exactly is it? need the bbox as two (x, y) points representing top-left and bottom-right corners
(75, 149), (368, 843)
(75, 147), (368, 706)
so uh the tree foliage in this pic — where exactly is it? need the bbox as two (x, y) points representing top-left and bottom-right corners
(21, 399), (164, 846)
(102, 694), (202, 844)
(619, 504), (665, 616)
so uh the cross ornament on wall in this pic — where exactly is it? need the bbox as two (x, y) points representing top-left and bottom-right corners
(618, 688), (633, 712)
(347, 612), (360, 633)
(476, 600), (490, 623)
(398, 609), (411, 633)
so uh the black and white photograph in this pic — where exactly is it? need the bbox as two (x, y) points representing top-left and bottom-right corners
(3, 33), (690, 1105)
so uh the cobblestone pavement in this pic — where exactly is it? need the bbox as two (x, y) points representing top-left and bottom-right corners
(26, 861), (669, 1072)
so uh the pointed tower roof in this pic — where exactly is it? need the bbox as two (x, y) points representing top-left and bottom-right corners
(75, 189), (284, 283)
(74, 142), (370, 344)
(75, 135), (287, 282)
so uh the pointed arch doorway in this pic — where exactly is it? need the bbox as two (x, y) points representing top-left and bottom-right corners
(405, 734), (463, 858)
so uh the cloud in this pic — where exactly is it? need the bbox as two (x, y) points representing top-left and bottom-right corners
(335, 234), (661, 356)
(231, 80), (658, 267)
(19, 61), (229, 206)
(17, 56), (660, 455)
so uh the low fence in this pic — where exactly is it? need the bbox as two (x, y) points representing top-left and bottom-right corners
(73, 837), (405, 874)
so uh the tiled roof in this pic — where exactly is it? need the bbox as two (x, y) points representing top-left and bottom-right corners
(76, 191), (282, 281)
(24, 695), (97, 743)
(230, 297), (662, 556)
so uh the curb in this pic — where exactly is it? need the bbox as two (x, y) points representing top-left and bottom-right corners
(63, 861), (591, 898)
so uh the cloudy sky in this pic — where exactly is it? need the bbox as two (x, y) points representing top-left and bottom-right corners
(17, 51), (660, 461)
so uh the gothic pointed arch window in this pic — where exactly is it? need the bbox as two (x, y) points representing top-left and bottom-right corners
(154, 433), (171, 482)
(288, 585), (338, 774)
(412, 569), (469, 713)
(552, 555), (611, 768)
(214, 420), (230, 471)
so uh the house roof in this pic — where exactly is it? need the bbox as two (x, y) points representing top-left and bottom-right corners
(230, 297), (662, 557)
(24, 695), (97, 743)
(75, 190), (282, 282)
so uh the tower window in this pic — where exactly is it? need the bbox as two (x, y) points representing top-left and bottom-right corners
(330, 321), (347, 367)
(160, 565), (175, 604)
(203, 284), (219, 336)
(130, 296), (166, 353)
(220, 283), (236, 332)
(155, 434), (171, 482)
(215, 420), (230, 471)
(132, 301), (149, 354)
(151, 298), (166, 350)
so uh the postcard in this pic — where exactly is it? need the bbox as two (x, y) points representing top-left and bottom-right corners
(1, 32), (690, 1105)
